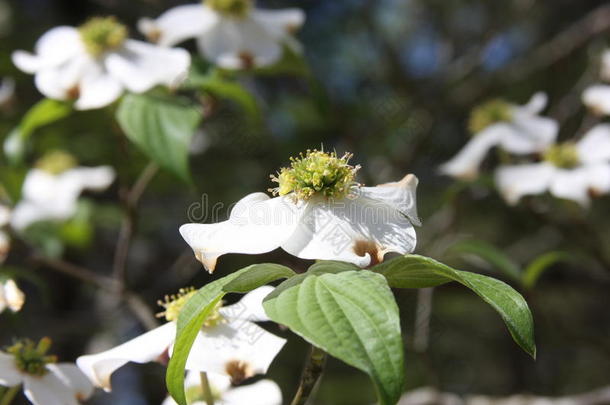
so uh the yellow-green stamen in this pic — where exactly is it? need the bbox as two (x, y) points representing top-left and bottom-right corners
(469, 99), (513, 134)
(35, 150), (77, 175)
(205, 0), (251, 17)
(543, 143), (580, 169)
(7, 337), (57, 376)
(79, 17), (127, 57)
(157, 288), (225, 326)
(270, 150), (361, 201)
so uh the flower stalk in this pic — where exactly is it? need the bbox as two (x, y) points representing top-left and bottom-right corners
(290, 345), (327, 405)
(199, 372), (215, 405)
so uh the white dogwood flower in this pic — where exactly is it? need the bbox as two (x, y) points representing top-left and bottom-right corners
(0, 338), (94, 405)
(138, 0), (305, 70)
(10, 151), (115, 231)
(12, 17), (190, 110)
(162, 370), (282, 405)
(0, 279), (25, 313)
(440, 93), (558, 179)
(180, 150), (420, 273)
(77, 286), (286, 391)
(495, 124), (610, 207)
(582, 50), (610, 115)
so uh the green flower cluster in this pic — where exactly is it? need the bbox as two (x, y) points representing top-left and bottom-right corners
(469, 99), (513, 134)
(79, 17), (128, 57)
(35, 150), (77, 175)
(543, 143), (580, 168)
(206, 0), (251, 17)
(7, 338), (57, 376)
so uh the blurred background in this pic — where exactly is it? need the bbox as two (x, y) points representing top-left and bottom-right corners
(1, 0), (609, 404)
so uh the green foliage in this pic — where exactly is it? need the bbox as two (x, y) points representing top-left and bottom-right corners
(116, 93), (202, 182)
(3, 99), (72, 165)
(523, 251), (572, 288)
(223, 263), (295, 293)
(372, 255), (536, 358)
(263, 270), (405, 405)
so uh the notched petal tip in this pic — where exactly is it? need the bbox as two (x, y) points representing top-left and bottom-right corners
(194, 250), (218, 274)
(225, 359), (254, 385)
(352, 240), (383, 267)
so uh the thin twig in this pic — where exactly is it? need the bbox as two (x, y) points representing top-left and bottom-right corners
(200, 372), (215, 405)
(290, 345), (327, 405)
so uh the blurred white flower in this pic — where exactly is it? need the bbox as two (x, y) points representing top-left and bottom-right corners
(77, 286), (286, 391)
(0, 338), (94, 405)
(0, 204), (10, 263)
(495, 124), (610, 207)
(10, 151), (115, 231)
(161, 370), (282, 405)
(582, 50), (610, 115)
(12, 17), (190, 110)
(138, 0), (305, 69)
(0, 279), (25, 313)
(180, 150), (420, 273)
(0, 77), (15, 106)
(440, 93), (558, 180)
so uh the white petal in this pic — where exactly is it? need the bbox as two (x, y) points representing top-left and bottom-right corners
(180, 193), (302, 272)
(585, 162), (610, 196)
(138, 5), (218, 47)
(282, 195), (417, 267)
(359, 174), (420, 226)
(223, 379), (282, 405)
(12, 26), (83, 73)
(74, 69), (123, 110)
(0, 287), (5, 313)
(502, 115), (558, 153)
(34, 55), (96, 101)
(23, 373), (78, 405)
(601, 49), (610, 82)
(204, 372), (231, 393)
(185, 320), (286, 379)
(0, 231), (9, 265)
(0, 205), (11, 227)
(439, 125), (504, 179)
(0, 352), (23, 386)
(105, 40), (190, 93)
(60, 166), (116, 192)
(198, 18), (282, 69)
(494, 163), (555, 205)
(549, 167), (593, 207)
(251, 9), (305, 35)
(220, 286), (275, 322)
(576, 124), (610, 163)
(582, 84), (610, 116)
(3, 280), (25, 312)
(77, 322), (176, 391)
(518, 92), (548, 115)
(0, 77), (15, 105)
(47, 363), (94, 401)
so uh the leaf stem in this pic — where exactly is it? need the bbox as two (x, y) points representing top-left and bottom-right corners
(290, 345), (327, 405)
(0, 386), (20, 405)
(200, 372), (215, 405)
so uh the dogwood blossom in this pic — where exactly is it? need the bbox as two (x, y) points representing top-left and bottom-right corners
(10, 151), (115, 231)
(440, 93), (558, 179)
(495, 124), (610, 207)
(0, 279), (25, 314)
(12, 17), (190, 110)
(180, 150), (420, 272)
(162, 370), (282, 405)
(582, 50), (610, 115)
(138, 0), (305, 69)
(0, 338), (93, 405)
(76, 286), (285, 391)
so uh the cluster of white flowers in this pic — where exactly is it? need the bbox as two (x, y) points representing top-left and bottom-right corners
(441, 49), (610, 208)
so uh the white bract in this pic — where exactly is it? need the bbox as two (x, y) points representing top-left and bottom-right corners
(161, 370), (282, 405)
(440, 93), (558, 179)
(0, 338), (94, 405)
(582, 50), (610, 115)
(10, 152), (115, 231)
(12, 17), (190, 110)
(495, 124), (610, 207)
(76, 286), (286, 391)
(138, 0), (305, 69)
(180, 150), (420, 273)
(0, 279), (25, 314)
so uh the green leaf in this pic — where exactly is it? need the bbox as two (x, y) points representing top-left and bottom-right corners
(3, 99), (72, 165)
(116, 93), (202, 182)
(372, 255), (451, 288)
(167, 263), (286, 405)
(451, 240), (522, 281)
(523, 251), (572, 289)
(307, 261), (361, 275)
(263, 270), (404, 405)
(223, 263), (295, 293)
(373, 255), (536, 358)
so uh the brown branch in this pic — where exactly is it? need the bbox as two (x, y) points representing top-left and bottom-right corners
(290, 345), (327, 405)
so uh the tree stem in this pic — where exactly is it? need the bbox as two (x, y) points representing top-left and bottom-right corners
(0, 386), (20, 405)
(200, 372), (215, 405)
(290, 345), (327, 405)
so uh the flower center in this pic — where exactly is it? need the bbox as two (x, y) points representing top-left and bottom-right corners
(468, 99), (513, 134)
(543, 143), (580, 169)
(35, 150), (77, 175)
(78, 17), (128, 57)
(205, 0), (251, 17)
(7, 338), (57, 376)
(157, 288), (225, 326)
(270, 150), (361, 201)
